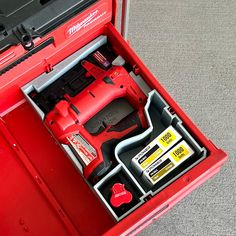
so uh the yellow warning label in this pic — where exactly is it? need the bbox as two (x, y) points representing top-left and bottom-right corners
(140, 148), (163, 168)
(170, 144), (189, 162)
(158, 129), (177, 148)
(151, 162), (175, 181)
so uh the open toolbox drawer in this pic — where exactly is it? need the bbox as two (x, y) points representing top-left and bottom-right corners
(0, 1), (227, 236)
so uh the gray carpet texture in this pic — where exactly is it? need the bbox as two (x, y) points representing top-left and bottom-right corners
(122, 1), (236, 235)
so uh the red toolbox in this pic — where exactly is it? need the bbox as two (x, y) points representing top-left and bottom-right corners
(0, 1), (227, 235)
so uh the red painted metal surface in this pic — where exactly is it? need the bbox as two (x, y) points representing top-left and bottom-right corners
(0, 0), (227, 235)
(1, 102), (115, 236)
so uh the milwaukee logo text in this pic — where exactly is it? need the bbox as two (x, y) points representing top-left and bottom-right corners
(67, 10), (107, 36)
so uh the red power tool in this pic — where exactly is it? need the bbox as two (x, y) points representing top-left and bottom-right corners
(45, 60), (147, 184)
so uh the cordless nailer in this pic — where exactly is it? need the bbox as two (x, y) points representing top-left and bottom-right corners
(44, 59), (147, 184)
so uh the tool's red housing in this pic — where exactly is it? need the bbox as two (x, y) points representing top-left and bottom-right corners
(0, 1), (227, 236)
(45, 60), (147, 181)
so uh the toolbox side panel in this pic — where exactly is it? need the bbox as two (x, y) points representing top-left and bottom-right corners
(2, 103), (116, 236)
(0, 123), (72, 236)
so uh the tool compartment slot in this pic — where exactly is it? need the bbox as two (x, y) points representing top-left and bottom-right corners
(20, 33), (207, 221)
(115, 90), (207, 194)
(94, 90), (206, 220)
(95, 166), (144, 219)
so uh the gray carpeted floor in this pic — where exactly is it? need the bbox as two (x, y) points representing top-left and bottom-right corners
(124, 1), (236, 235)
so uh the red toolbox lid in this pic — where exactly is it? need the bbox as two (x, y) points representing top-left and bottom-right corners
(0, 0), (116, 77)
(0, 0), (99, 52)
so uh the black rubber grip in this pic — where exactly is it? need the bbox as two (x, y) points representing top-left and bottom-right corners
(88, 112), (144, 185)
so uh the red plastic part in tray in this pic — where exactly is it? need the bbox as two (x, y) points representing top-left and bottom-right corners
(0, 1), (227, 235)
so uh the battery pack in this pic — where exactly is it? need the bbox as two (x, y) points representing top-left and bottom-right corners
(142, 140), (195, 186)
(131, 126), (182, 175)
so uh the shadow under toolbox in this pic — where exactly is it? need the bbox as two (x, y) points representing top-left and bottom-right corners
(0, 1), (227, 236)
